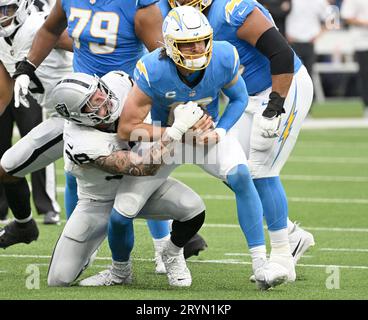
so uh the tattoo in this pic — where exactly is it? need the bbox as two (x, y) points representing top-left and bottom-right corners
(92, 131), (175, 176)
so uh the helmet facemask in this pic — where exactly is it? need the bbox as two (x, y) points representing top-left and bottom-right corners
(163, 6), (213, 71)
(79, 77), (120, 127)
(0, 0), (33, 37)
(168, 0), (213, 12)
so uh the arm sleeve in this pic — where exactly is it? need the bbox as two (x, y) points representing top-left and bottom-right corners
(216, 76), (248, 132)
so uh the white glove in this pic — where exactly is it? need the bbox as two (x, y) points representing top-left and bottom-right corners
(14, 74), (30, 108)
(166, 101), (204, 140)
(259, 114), (282, 138)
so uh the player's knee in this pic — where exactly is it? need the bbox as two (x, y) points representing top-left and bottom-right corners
(47, 264), (74, 287)
(113, 194), (141, 218)
(177, 189), (205, 222)
(226, 164), (252, 192)
(0, 163), (21, 183)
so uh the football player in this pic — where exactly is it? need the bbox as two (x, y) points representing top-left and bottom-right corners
(47, 70), (205, 287)
(163, 0), (316, 269)
(7, 0), (207, 266)
(100, 6), (292, 290)
(0, 0), (72, 247)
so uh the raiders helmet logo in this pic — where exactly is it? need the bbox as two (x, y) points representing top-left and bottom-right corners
(55, 103), (70, 118)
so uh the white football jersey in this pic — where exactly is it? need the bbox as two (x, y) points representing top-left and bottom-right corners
(0, 7), (73, 111)
(63, 71), (133, 201)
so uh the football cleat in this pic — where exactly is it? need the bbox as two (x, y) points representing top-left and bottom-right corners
(79, 261), (132, 287)
(155, 250), (167, 274)
(162, 248), (192, 287)
(183, 233), (208, 259)
(254, 260), (289, 290)
(289, 222), (315, 265)
(43, 211), (61, 225)
(0, 219), (39, 249)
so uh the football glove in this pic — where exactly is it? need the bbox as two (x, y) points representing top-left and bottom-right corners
(259, 91), (286, 138)
(13, 58), (44, 108)
(167, 101), (204, 140)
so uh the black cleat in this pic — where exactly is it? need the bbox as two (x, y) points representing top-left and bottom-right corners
(184, 233), (208, 259)
(0, 219), (39, 249)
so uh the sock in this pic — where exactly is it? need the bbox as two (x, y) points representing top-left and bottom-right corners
(108, 208), (134, 262)
(165, 239), (183, 256)
(3, 178), (31, 221)
(64, 172), (78, 219)
(253, 176), (288, 231)
(111, 259), (131, 278)
(226, 164), (265, 248)
(249, 245), (267, 272)
(153, 235), (170, 252)
(287, 218), (295, 234)
(146, 219), (170, 239)
(269, 228), (291, 257)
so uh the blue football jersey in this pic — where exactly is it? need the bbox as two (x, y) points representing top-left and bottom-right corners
(134, 41), (240, 126)
(62, 0), (158, 77)
(158, 0), (302, 95)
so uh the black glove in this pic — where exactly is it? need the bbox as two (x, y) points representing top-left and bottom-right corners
(262, 91), (286, 119)
(14, 58), (44, 94)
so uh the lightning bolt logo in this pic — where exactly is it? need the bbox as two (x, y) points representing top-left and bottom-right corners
(136, 60), (150, 86)
(271, 86), (298, 167)
(225, 0), (243, 23)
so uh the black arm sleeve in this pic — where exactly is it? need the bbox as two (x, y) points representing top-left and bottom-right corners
(255, 27), (294, 75)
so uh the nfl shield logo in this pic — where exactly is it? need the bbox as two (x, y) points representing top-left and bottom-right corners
(189, 90), (196, 97)
(90, 0), (96, 4)
(55, 103), (70, 118)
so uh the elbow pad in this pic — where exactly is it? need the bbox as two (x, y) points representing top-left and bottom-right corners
(255, 27), (294, 75)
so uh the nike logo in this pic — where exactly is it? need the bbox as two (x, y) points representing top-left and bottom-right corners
(292, 239), (302, 257)
(0, 229), (5, 237)
(238, 7), (247, 16)
(262, 101), (268, 106)
(67, 143), (74, 150)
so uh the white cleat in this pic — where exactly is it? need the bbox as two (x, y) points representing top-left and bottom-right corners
(155, 251), (167, 274)
(254, 261), (289, 290)
(289, 222), (315, 265)
(79, 262), (132, 287)
(162, 249), (192, 287)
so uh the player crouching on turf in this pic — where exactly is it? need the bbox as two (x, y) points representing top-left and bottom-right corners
(47, 70), (206, 287)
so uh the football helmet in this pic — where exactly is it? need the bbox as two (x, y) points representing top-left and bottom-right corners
(163, 6), (213, 71)
(52, 73), (122, 127)
(168, 0), (213, 12)
(0, 0), (33, 37)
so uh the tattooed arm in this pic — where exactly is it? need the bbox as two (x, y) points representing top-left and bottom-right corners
(91, 131), (174, 176)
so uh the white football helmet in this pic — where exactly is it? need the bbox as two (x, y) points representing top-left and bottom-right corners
(0, 0), (33, 37)
(52, 73), (122, 127)
(168, 0), (213, 12)
(163, 6), (213, 71)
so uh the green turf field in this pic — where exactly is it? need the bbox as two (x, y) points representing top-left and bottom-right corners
(0, 102), (367, 300)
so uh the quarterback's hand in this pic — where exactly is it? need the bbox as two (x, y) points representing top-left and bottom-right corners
(167, 101), (204, 140)
(14, 75), (30, 108)
(259, 91), (286, 138)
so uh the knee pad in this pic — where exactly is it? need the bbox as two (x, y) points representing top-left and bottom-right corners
(64, 213), (92, 243)
(113, 193), (142, 218)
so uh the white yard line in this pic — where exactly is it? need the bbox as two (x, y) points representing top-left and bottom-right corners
(0, 254), (366, 270)
(320, 248), (368, 253)
(288, 156), (368, 164)
(224, 253), (313, 258)
(302, 118), (368, 129)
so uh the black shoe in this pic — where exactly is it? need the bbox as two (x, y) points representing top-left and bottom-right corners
(183, 233), (208, 259)
(0, 219), (39, 249)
